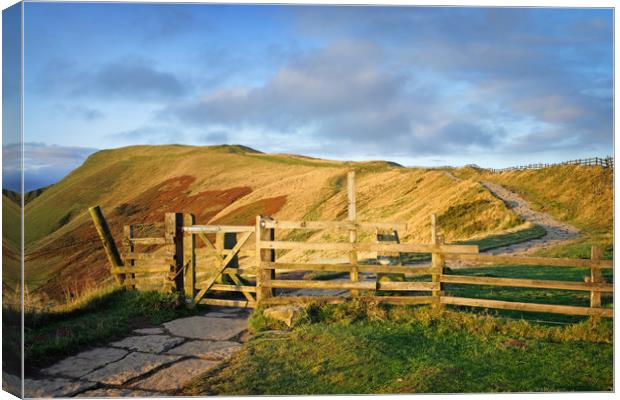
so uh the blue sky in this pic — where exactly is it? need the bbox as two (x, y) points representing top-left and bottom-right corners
(3, 3), (614, 190)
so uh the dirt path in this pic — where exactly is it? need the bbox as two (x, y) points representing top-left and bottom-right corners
(479, 180), (580, 255)
(18, 307), (251, 397)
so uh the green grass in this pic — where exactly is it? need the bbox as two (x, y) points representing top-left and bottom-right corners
(462, 224), (547, 251)
(400, 224), (547, 264)
(535, 232), (613, 260)
(441, 265), (613, 324)
(10, 288), (199, 371)
(184, 302), (612, 395)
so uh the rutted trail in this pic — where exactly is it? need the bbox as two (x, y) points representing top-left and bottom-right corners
(479, 180), (580, 255)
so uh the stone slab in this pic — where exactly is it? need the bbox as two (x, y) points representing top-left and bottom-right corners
(167, 340), (241, 360)
(131, 358), (219, 392)
(83, 352), (181, 385)
(24, 378), (96, 398)
(264, 305), (304, 327)
(41, 348), (128, 378)
(163, 316), (247, 341)
(76, 388), (160, 397)
(133, 327), (165, 335)
(110, 335), (185, 354)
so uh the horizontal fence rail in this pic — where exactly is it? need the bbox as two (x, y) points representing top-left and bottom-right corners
(440, 297), (612, 317)
(444, 253), (613, 268)
(258, 240), (479, 254)
(182, 225), (255, 233)
(260, 219), (406, 231)
(440, 275), (613, 292)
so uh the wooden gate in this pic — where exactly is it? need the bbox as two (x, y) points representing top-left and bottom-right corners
(182, 221), (257, 308)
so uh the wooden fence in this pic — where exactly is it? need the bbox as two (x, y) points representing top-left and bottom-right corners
(488, 156), (613, 173)
(90, 209), (613, 318)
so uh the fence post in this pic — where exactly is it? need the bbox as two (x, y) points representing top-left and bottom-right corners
(431, 214), (444, 308)
(348, 171), (359, 296)
(123, 225), (136, 290)
(165, 213), (184, 293)
(89, 206), (125, 285)
(256, 216), (275, 303)
(183, 213), (195, 304)
(590, 246), (602, 308)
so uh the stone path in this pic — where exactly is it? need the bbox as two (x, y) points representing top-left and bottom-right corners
(23, 307), (250, 397)
(480, 180), (580, 255)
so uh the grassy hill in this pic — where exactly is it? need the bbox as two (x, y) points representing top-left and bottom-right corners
(20, 145), (525, 302)
(452, 165), (614, 258)
(15, 145), (613, 303)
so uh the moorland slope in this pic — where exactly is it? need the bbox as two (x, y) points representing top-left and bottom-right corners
(13, 145), (613, 303)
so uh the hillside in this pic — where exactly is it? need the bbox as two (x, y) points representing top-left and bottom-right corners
(452, 164), (614, 258)
(2, 193), (21, 305)
(20, 145), (529, 302)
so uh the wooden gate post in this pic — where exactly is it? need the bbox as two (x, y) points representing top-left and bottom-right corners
(89, 206), (125, 285)
(256, 216), (275, 303)
(183, 213), (195, 303)
(165, 213), (184, 293)
(430, 214), (444, 308)
(123, 225), (136, 289)
(348, 171), (359, 296)
(590, 246), (603, 308)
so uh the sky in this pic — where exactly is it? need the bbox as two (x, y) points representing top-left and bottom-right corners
(2, 3), (614, 191)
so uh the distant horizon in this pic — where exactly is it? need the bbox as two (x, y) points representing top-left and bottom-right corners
(2, 142), (614, 192)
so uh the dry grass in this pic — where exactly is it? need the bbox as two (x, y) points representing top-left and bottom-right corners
(19, 146), (611, 305)
(452, 164), (614, 259)
(468, 165), (612, 233)
(22, 145), (525, 302)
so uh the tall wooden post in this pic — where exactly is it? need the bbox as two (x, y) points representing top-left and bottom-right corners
(165, 213), (184, 293)
(256, 216), (275, 303)
(89, 206), (124, 285)
(590, 246), (602, 308)
(183, 213), (196, 304)
(431, 214), (444, 308)
(348, 171), (359, 296)
(123, 225), (136, 289)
